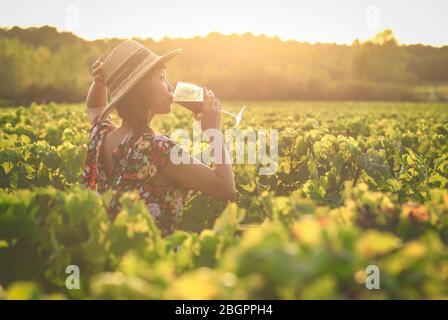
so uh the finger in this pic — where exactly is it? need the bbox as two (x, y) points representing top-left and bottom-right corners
(207, 90), (214, 106)
(92, 68), (104, 78)
(212, 92), (218, 110)
(92, 61), (104, 70)
(203, 87), (208, 103)
(204, 89), (212, 110)
(92, 58), (104, 69)
(92, 67), (103, 75)
(93, 69), (104, 78)
(205, 88), (212, 99)
(209, 91), (216, 107)
(213, 97), (219, 110)
(96, 55), (105, 63)
(216, 98), (221, 111)
(91, 66), (101, 75)
(206, 91), (213, 105)
(92, 58), (102, 68)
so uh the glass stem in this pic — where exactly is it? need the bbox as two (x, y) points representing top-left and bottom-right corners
(221, 109), (239, 118)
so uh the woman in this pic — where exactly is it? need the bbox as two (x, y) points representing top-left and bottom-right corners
(81, 39), (236, 237)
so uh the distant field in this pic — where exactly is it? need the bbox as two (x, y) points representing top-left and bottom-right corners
(414, 83), (448, 101)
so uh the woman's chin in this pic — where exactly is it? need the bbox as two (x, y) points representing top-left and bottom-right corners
(155, 106), (171, 115)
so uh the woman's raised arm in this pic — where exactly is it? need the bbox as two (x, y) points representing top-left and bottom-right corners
(86, 55), (108, 124)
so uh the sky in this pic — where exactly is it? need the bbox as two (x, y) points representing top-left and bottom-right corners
(0, 0), (447, 46)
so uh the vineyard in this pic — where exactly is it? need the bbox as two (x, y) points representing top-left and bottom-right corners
(0, 101), (447, 299)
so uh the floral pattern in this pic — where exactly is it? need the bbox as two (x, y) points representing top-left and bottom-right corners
(81, 114), (195, 237)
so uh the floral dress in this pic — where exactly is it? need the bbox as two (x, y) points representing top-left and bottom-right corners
(81, 114), (195, 237)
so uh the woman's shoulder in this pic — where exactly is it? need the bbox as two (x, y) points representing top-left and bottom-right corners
(131, 132), (178, 164)
(135, 132), (176, 147)
(89, 114), (116, 140)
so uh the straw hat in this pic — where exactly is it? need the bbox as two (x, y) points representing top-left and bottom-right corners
(97, 39), (182, 121)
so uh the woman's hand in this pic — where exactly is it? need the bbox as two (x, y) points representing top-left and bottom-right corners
(91, 55), (106, 86)
(86, 54), (108, 115)
(194, 87), (222, 132)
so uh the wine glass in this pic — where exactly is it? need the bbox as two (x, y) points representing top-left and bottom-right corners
(173, 81), (245, 127)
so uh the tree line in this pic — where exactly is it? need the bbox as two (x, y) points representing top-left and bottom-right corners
(0, 26), (447, 105)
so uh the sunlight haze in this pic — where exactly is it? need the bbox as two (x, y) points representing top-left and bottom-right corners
(0, 0), (447, 45)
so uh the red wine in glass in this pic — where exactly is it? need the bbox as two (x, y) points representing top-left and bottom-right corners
(172, 81), (204, 113)
(173, 81), (245, 127)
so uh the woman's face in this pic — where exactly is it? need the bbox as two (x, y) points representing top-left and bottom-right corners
(145, 65), (174, 116)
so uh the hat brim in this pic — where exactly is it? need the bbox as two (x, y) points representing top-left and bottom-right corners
(98, 48), (183, 122)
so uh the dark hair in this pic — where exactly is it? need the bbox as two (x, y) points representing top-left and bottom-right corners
(114, 69), (156, 134)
